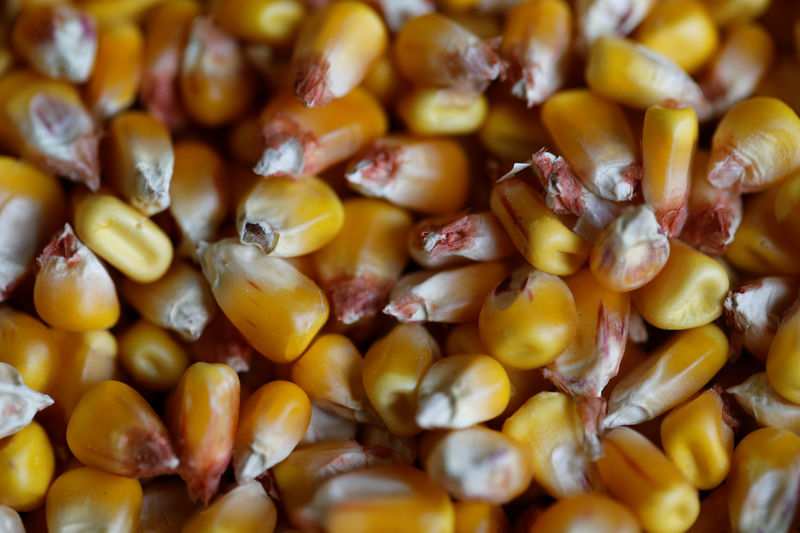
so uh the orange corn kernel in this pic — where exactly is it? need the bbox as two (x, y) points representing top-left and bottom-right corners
(83, 20), (143, 119)
(254, 88), (387, 178)
(75, 0), (165, 27)
(0, 421), (55, 512)
(360, 50), (407, 105)
(211, 0), (305, 45)
(168, 362), (240, 503)
(397, 86), (488, 136)
(766, 302), (800, 405)
(686, 484), (730, 533)
(233, 380), (311, 482)
(198, 238), (329, 363)
(290, 1), (387, 107)
(180, 16), (255, 127)
(34, 223), (120, 331)
(118, 319), (190, 391)
(478, 98), (552, 162)
(66, 380), (178, 478)
(182, 481), (277, 533)
(345, 135), (469, 215)
(526, 493), (640, 533)
(454, 502), (509, 533)
(0, 306), (59, 393)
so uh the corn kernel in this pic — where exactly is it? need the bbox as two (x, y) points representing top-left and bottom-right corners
(478, 97), (552, 161)
(358, 424), (417, 465)
(212, 0), (305, 45)
(633, 238), (729, 329)
(424, 426), (532, 504)
(189, 313), (254, 373)
(168, 362), (240, 503)
(180, 16), (255, 127)
(199, 238), (329, 363)
(729, 372), (800, 437)
(254, 87), (387, 178)
(756, 59), (800, 117)
(527, 493), (640, 533)
(362, 323), (441, 436)
(237, 175), (344, 257)
(767, 303), (800, 405)
(45, 467), (142, 533)
(364, 0), (434, 33)
(182, 481), (277, 533)
(345, 135), (469, 215)
(775, 171), (800, 234)
(118, 319), (190, 391)
(642, 106), (697, 236)
(104, 111), (173, 216)
(76, 0), (164, 27)
(0, 306), (59, 393)
(34, 223), (120, 331)
(299, 403), (359, 445)
(0, 421), (54, 511)
(0, 506), (24, 533)
(575, 0), (656, 49)
(11, 4), (97, 83)
(479, 265), (578, 370)
(454, 502), (508, 533)
(397, 87), (488, 136)
(291, 1), (387, 107)
(385, 261), (509, 324)
(490, 178), (590, 276)
(66, 380), (178, 478)
(83, 20), (143, 119)
(361, 51), (407, 105)
(634, 0), (718, 73)
(233, 380), (310, 482)
(728, 428), (800, 533)
(0, 362), (53, 440)
(541, 89), (640, 202)
(704, 0), (770, 25)
(605, 324), (729, 428)
(139, 478), (198, 533)
(596, 426), (700, 533)
(500, 0), (572, 106)
(686, 484), (729, 533)
(502, 391), (603, 498)
(74, 193), (173, 283)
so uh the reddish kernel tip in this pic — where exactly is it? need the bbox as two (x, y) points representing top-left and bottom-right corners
(329, 275), (394, 324)
(294, 55), (334, 107)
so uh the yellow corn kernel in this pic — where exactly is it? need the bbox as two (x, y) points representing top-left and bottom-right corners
(168, 362), (239, 504)
(527, 493), (640, 533)
(704, 0), (770, 25)
(0, 506), (24, 533)
(756, 59), (800, 117)
(708, 97), (800, 192)
(313, 198), (410, 324)
(446, 322), (489, 356)
(425, 426), (532, 504)
(589, 205), (671, 291)
(699, 22), (774, 118)
(121, 260), (215, 341)
(502, 391), (603, 498)
(541, 89), (640, 202)
(139, 479), (198, 533)
(345, 135), (469, 215)
(686, 484), (729, 533)
(84, 20), (143, 119)
(361, 51), (407, 105)
(729, 372), (800, 435)
(490, 178), (590, 275)
(199, 238), (328, 363)
(634, 0), (717, 73)
(394, 13), (502, 91)
(728, 428), (800, 533)
(34, 224), (119, 331)
(0, 71), (100, 189)
(454, 502), (509, 533)
(633, 239), (729, 329)
(546, 267), (630, 399)
(169, 141), (227, 257)
(45, 467), (142, 533)
(104, 111), (173, 216)
(74, 193), (173, 283)
(291, 1), (387, 107)
(767, 304), (800, 405)
(479, 265), (577, 370)
(180, 16), (255, 127)
(0, 157), (65, 300)
(500, 0), (572, 106)
(642, 106), (697, 236)
(212, 0), (305, 45)
(11, 4), (97, 83)
(726, 187), (800, 276)
(141, 0), (198, 130)
(237, 175), (344, 257)
(478, 97), (552, 161)
(384, 261), (509, 324)
(75, 0), (164, 26)
(597, 427), (699, 533)
(661, 389), (734, 490)
(49, 329), (116, 418)
(604, 324), (729, 428)
(182, 481), (277, 533)
(233, 380), (310, 482)
(0, 306), (59, 393)
(291, 333), (374, 423)
(0, 422), (54, 511)
(397, 87), (488, 136)
(775, 172), (800, 234)
(586, 36), (711, 120)
(297, 465), (454, 533)
(362, 323), (441, 436)
(574, 0), (656, 49)
(66, 380), (178, 478)
(118, 319), (190, 391)
(255, 87), (387, 178)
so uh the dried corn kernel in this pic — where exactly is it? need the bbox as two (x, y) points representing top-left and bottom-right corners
(76, 0), (164, 27)
(397, 87), (488, 136)
(527, 493), (640, 533)
(118, 319), (190, 391)
(575, 0), (655, 49)
(138, 478), (198, 533)
(478, 97), (551, 161)
(0, 306), (59, 393)
(454, 502), (508, 533)
(729, 373), (800, 436)
(212, 0), (305, 45)
(0, 421), (54, 511)
(766, 303), (800, 405)
(182, 481), (277, 533)
(0, 362), (53, 440)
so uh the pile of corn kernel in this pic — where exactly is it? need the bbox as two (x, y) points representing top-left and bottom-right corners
(1, 0), (800, 531)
